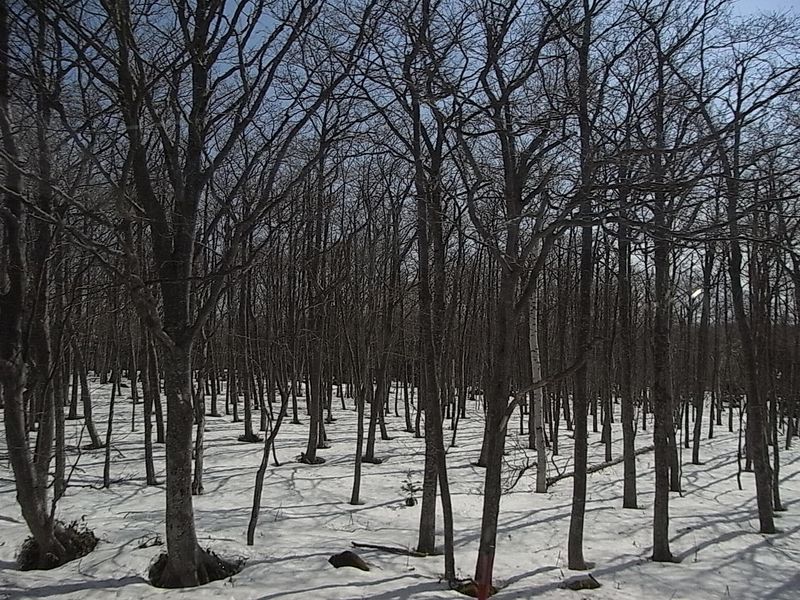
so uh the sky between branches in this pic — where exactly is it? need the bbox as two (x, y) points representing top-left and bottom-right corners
(736, 0), (797, 14)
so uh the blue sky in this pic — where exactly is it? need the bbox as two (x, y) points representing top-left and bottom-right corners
(735, 0), (798, 13)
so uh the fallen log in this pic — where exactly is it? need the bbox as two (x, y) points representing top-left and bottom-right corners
(351, 541), (427, 558)
(546, 444), (655, 486)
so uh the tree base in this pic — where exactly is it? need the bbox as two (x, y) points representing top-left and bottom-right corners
(237, 433), (263, 443)
(453, 578), (498, 597)
(567, 560), (595, 571)
(17, 520), (98, 571)
(362, 456), (383, 465)
(149, 548), (244, 588)
(651, 552), (680, 563)
(298, 454), (326, 465)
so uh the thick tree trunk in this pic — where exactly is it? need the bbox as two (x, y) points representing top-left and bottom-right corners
(159, 343), (204, 586)
(0, 1), (63, 560)
(652, 217), (674, 562)
(474, 373), (507, 595)
(568, 221), (592, 570)
(474, 266), (516, 593)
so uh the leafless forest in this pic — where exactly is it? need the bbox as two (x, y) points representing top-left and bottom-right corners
(0, 0), (798, 598)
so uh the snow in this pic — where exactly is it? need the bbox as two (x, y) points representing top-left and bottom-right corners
(1, 383), (798, 599)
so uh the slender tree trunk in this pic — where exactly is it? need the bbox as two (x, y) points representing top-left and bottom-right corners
(619, 192), (637, 508)
(351, 381), (367, 505)
(67, 360), (80, 420)
(141, 333), (158, 485)
(192, 343), (207, 495)
(73, 338), (103, 449)
(528, 290), (546, 493)
(692, 244), (715, 464)
(103, 362), (118, 489)
(247, 387), (289, 544)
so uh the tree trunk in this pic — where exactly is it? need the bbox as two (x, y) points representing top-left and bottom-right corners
(568, 1), (593, 569)
(0, 0), (63, 561)
(158, 343), (204, 586)
(725, 177), (774, 533)
(103, 365), (117, 488)
(351, 381), (367, 505)
(692, 244), (715, 464)
(73, 337), (103, 449)
(618, 195), (637, 508)
(247, 386), (289, 544)
(652, 233), (674, 561)
(728, 235), (774, 533)
(141, 334), (158, 485)
(528, 291), (546, 493)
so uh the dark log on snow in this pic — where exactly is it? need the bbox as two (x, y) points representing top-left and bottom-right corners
(547, 445), (655, 486)
(351, 541), (426, 557)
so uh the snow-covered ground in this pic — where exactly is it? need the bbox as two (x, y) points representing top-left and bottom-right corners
(1, 383), (797, 599)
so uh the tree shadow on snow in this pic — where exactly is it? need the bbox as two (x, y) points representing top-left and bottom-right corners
(0, 576), (144, 598)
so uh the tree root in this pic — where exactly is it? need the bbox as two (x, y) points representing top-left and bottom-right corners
(17, 520), (98, 571)
(149, 547), (244, 588)
(452, 578), (499, 597)
(297, 454), (326, 465)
